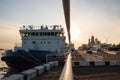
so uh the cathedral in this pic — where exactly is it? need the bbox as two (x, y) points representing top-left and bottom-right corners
(88, 35), (101, 45)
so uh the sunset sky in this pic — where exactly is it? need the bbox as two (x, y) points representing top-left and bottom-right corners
(0, 0), (120, 49)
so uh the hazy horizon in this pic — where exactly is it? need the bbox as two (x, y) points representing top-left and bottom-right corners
(0, 0), (120, 49)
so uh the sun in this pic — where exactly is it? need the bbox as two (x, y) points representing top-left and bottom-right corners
(71, 26), (80, 41)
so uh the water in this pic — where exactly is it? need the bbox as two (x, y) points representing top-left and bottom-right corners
(59, 53), (73, 80)
(0, 50), (8, 79)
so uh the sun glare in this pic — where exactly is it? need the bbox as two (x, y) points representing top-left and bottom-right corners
(71, 26), (80, 41)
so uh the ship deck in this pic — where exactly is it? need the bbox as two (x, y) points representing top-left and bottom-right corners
(31, 51), (120, 80)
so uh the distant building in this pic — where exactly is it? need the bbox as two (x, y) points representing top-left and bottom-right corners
(79, 35), (112, 51)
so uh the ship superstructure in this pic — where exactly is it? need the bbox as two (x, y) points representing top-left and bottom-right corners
(1, 25), (67, 70)
(15, 25), (66, 53)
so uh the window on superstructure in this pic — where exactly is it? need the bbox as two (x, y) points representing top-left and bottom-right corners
(45, 32), (46, 36)
(41, 32), (43, 36)
(30, 33), (32, 36)
(47, 32), (50, 36)
(32, 33), (35, 36)
(41, 42), (42, 44)
(51, 32), (54, 36)
(59, 32), (62, 37)
(36, 33), (38, 36)
(28, 33), (30, 36)
(55, 32), (57, 36)
(40, 32), (43, 36)
(44, 41), (46, 44)
(38, 32), (40, 36)
(57, 32), (60, 36)
(55, 32), (60, 36)
(20, 33), (23, 36)
(24, 33), (26, 37)
(32, 41), (36, 44)
(31, 33), (33, 36)
(41, 32), (45, 36)
(40, 32), (42, 36)
(25, 33), (28, 37)
(43, 32), (45, 36)
(48, 42), (51, 44)
(23, 33), (25, 37)
(34, 33), (36, 36)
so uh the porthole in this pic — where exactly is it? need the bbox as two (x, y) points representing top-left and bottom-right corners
(32, 41), (36, 44)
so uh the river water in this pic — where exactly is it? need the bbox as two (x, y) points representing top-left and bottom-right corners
(0, 50), (8, 79)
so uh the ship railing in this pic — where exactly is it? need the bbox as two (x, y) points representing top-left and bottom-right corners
(1, 50), (12, 56)
(14, 43), (22, 52)
(0, 49), (6, 56)
(46, 54), (65, 62)
(59, 53), (73, 80)
(15, 43), (22, 47)
(20, 25), (64, 30)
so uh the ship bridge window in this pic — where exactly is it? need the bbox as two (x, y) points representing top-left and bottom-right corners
(47, 32), (50, 36)
(40, 32), (42, 36)
(31, 33), (33, 36)
(20, 33), (24, 37)
(32, 33), (35, 36)
(28, 33), (31, 36)
(40, 32), (45, 36)
(24, 33), (29, 37)
(59, 32), (63, 36)
(44, 41), (46, 44)
(43, 32), (46, 36)
(24, 32), (39, 36)
(51, 32), (54, 36)
(24, 33), (31, 37)
(36, 33), (38, 36)
(57, 32), (61, 36)
(44, 32), (46, 36)
(55, 32), (61, 36)
(55, 32), (57, 36)
(48, 42), (51, 44)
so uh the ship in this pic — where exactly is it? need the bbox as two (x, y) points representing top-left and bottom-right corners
(1, 25), (69, 70)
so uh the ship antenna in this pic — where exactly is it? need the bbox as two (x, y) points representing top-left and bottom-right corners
(15, 28), (17, 47)
(104, 36), (110, 44)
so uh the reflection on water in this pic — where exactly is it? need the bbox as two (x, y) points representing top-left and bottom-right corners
(0, 50), (7, 79)
(0, 50), (7, 67)
(59, 53), (73, 80)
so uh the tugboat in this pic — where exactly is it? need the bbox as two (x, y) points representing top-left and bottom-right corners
(1, 25), (67, 70)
